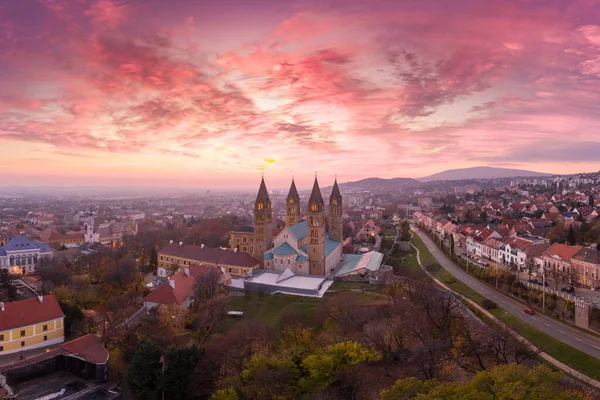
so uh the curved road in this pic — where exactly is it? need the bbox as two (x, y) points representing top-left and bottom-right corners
(414, 228), (600, 360)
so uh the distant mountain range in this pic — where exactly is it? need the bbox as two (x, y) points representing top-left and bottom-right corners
(417, 166), (552, 182)
(324, 177), (420, 192)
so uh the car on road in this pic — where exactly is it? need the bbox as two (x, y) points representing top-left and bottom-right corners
(560, 287), (575, 293)
(529, 278), (539, 284)
(523, 308), (535, 315)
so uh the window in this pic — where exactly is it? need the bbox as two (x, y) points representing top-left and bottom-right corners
(43, 325), (48, 332)
(21, 341), (25, 347)
(160, 256), (163, 261)
(44, 335), (48, 341)
(0, 346), (3, 351)
(0, 334), (3, 341)
(288, 259), (290, 264)
(20, 330), (25, 337)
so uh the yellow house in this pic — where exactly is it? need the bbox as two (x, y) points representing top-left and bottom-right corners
(0, 295), (65, 355)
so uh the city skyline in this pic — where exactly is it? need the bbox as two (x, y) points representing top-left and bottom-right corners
(1, 0), (600, 188)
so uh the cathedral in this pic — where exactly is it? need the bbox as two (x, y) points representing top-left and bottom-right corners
(252, 176), (344, 276)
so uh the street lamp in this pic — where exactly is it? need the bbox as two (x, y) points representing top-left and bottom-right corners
(542, 267), (546, 314)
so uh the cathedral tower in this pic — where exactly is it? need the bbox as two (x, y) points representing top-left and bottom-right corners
(328, 178), (343, 242)
(307, 176), (326, 276)
(286, 179), (301, 227)
(253, 176), (272, 262)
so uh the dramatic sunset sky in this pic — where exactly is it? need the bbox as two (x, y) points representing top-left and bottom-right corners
(1, 0), (599, 189)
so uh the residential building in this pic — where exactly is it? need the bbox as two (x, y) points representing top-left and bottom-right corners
(572, 247), (600, 289)
(498, 237), (533, 268)
(39, 229), (85, 249)
(354, 220), (381, 242)
(542, 243), (583, 280)
(0, 235), (53, 274)
(143, 264), (230, 309)
(157, 242), (260, 279)
(0, 295), (64, 355)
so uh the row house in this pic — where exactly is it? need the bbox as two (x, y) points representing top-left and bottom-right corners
(466, 228), (501, 256)
(571, 247), (600, 289)
(541, 243), (583, 280)
(498, 237), (533, 268)
(481, 237), (505, 263)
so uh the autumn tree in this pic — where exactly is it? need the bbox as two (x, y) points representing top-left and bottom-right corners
(380, 363), (592, 400)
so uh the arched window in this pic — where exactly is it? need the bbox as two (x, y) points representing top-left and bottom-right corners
(257, 202), (263, 210)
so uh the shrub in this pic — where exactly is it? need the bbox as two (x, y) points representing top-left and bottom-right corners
(481, 299), (498, 310)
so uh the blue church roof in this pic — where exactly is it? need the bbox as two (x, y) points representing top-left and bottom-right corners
(265, 252), (274, 259)
(1, 236), (52, 253)
(296, 255), (308, 262)
(288, 221), (307, 240)
(273, 242), (298, 256)
(299, 237), (340, 257)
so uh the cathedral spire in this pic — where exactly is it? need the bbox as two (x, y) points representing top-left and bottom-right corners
(287, 178), (300, 203)
(308, 176), (324, 208)
(330, 177), (342, 203)
(255, 176), (270, 204)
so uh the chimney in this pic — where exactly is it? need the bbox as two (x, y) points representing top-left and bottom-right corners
(38, 295), (43, 304)
(169, 240), (173, 245)
(184, 267), (190, 276)
(0, 302), (4, 312)
(179, 241), (183, 246)
(201, 244), (204, 249)
(169, 280), (175, 289)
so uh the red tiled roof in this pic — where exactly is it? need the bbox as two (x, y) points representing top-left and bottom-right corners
(61, 334), (109, 364)
(143, 270), (197, 305)
(159, 243), (260, 268)
(0, 295), (64, 331)
(543, 243), (583, 260)
(502, 237), (533, 251)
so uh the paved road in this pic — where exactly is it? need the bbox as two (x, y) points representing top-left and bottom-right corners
(414, 228), (600, 360)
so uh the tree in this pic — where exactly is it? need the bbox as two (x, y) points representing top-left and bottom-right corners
(150, 246), (158, 269)
(59, 300), (84, 337)
(162, 345), (202, 400)
(479, 211), (488, 223)
(300, 341), (379, 392)
(127, 337), (162, 400)
(449, 235), (455, 257)
(464, 210), (474, 223)
(590, 194), (595, 207)
(380, 363), (591, 400)
(567, 225), (576, 246)
(525, 257), (537, 282)
(0, 269), (17, 301)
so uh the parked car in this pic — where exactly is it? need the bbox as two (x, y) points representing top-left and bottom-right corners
(529, 278), (539, 284)
(523, 308), (535, 315)
(560, 287), (575, 293)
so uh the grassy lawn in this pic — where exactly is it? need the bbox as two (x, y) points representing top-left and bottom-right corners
(412, 231), (600, 382)
(329, 281), (380, 291)
(491, 309), (600, 381)
(224, 289), (384, 335)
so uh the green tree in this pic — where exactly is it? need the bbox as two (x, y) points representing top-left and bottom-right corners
(59, 300), (83, 337)
(162, 345), (202, 400)
(127, 337), (162, 400)
(567, 225), (576, 246)
(380, 364), (591, 400)
(150, 246), (158, 268)
(300, 341), (379, 391)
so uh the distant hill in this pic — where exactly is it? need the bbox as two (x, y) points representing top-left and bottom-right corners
(324, 177), (420, 193)
(418, 166), (552, 182)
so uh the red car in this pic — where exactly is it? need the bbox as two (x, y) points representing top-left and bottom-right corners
(523, 308), (535, 315)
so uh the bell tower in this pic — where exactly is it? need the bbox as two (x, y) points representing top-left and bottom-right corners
(286, 179), (301, 227)
(328, 178), (343, 242)
(307, 176), (326, 276)
(253, 176), (272, 263)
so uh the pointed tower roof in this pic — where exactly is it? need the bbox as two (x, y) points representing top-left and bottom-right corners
(287, 179), (300, 202)
(308, 176), (324, 206)
(255, 176), (270, 204)
(330, 178), (342, 202)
